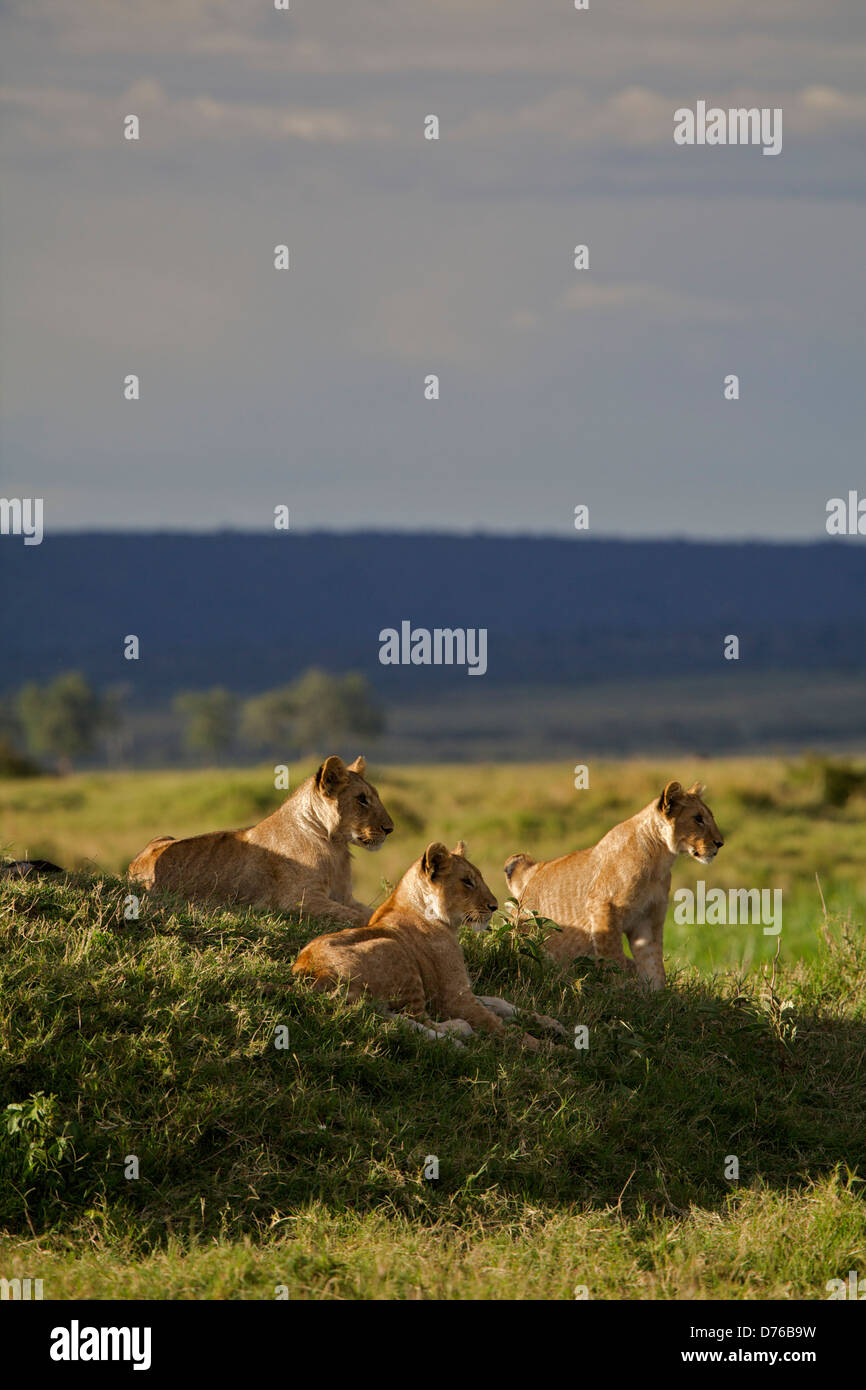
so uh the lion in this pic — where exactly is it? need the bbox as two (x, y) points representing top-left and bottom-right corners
(128, 754), (393, 924)
(293, 840), (566, 1049)
(504, 780), (724, 990)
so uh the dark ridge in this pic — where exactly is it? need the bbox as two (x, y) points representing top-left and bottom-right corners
(1, 532), (864, 696)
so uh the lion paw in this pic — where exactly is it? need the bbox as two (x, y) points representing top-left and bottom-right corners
(437, 1018), (474, 1038)
(530, 1013), (569, 1038)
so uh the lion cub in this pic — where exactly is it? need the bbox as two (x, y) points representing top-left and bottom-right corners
(504, 781), (724, 990)
(128, 754), (393, 924)
(293, 841), (564, 1049)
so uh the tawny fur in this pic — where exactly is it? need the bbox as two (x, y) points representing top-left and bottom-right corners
(293, 841), (564, 1049)
(504, 781), (724, 990)
(128, 755), (393, 924)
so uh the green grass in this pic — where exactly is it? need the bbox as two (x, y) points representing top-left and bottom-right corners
(2, 755), (865, 973)
(1, 868), (864, 1298)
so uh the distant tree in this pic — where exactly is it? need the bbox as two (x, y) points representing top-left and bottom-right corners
(0, 693), (24, 751)
(239, 669), (385, 756)
(334, 671), (386, 739)
(174, 687), (238, 760)
(101, 683), (133, 767)
(287, 668), (385, 754)
(16, 671), (105, 773)
(239, 686), (296, 752)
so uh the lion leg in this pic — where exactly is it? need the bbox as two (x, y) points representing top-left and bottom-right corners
(379, 975), (465, 1046)
(478, 995), (568, 1039)
(476, 995), (517, 1019)
(441, 990), (541, 1050)
(588, 901), (632, 974)
(627, 910), (666, 991)
(384, 1010), (464, 1044)
(441, 990), (507, 1037)
(382, 1009), (467, 1047)
(434, 1018), (474, 1038)
(524, 1010), (568, 1038)
(294, 889), (369, 927)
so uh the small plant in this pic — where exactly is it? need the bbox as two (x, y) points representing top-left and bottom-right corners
(486, 897), (562, 963)
(760, 939), (798, 1046)
(0, 1091), (78, 1223)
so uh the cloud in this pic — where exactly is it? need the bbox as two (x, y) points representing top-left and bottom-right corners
(457, 86), (669, 148)
(5, 0), (864, 81)
(561, 281), (748, 324)
(0, 80), (393, 149)
(1, 0), (863, 540)
(5, 74), (863, 166)
(457, 83), (866, 150)
(792, 84), (866, 129)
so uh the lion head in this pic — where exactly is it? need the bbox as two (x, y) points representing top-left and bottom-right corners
(657, 781), (724, 863)
(413, 840), (498, 931)
(314, 755), (394, 849)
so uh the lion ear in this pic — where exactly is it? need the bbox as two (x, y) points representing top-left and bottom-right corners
(687, 781), (705, 796)
(347, 755), (367, 776)
(316, 755), (348, 798)
(452, 840), (468, 858)
(658, 780), (683, 816)
(422, 842), (450, 879)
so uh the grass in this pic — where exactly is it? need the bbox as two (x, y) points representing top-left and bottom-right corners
(0, 855), (864, 1299)
(2, 754), (865, 972)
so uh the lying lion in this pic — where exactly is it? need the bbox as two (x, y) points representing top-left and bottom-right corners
(293, 840), (566, 1049)
(504, 780), (724, 990)
(128, 754), (393, 924)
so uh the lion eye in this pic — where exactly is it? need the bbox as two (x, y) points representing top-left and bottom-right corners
(694, 814), (704, 826)
(462, 877), (474, 888)
(357, 794), (369, 806)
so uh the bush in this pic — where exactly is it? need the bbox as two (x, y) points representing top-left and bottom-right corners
(0, 736), (41, 779)
(819, 759), (866, 808)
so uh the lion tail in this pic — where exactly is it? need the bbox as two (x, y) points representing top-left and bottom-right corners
(0, 859), (65, 879)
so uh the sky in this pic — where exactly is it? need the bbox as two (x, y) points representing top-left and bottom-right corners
(0, 0), (864, 539)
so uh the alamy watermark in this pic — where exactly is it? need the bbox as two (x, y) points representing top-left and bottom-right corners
(826, 491), (865, 536)
(379, 621), (487, 676)
(674, 101), (782, 157)
(49, 1322), (151, 1370)
(826, 1270), (866, 1299)
(1, 1276), (43, 1300)
(0, 498), (43, 545)
(673, 881), (782, 936)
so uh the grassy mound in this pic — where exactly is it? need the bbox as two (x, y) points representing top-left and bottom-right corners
(1, 871), (864, 1298)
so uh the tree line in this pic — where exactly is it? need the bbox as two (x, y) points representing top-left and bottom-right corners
(0, 668), (385, 774)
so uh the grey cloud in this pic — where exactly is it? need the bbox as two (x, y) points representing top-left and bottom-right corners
(1, 0), (863, 540)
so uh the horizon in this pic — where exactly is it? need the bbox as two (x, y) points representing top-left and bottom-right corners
(10, 525), (865, 546)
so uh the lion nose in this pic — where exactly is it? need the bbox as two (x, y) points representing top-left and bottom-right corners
(714, 838), (724, 849)
(487, 901), (497, 912)
(383, 824), (394, 835)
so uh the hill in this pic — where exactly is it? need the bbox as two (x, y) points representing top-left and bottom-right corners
(0, 868), (864, 1298)
(3, 532), (865, 698)
(4, 532), (866, 758)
